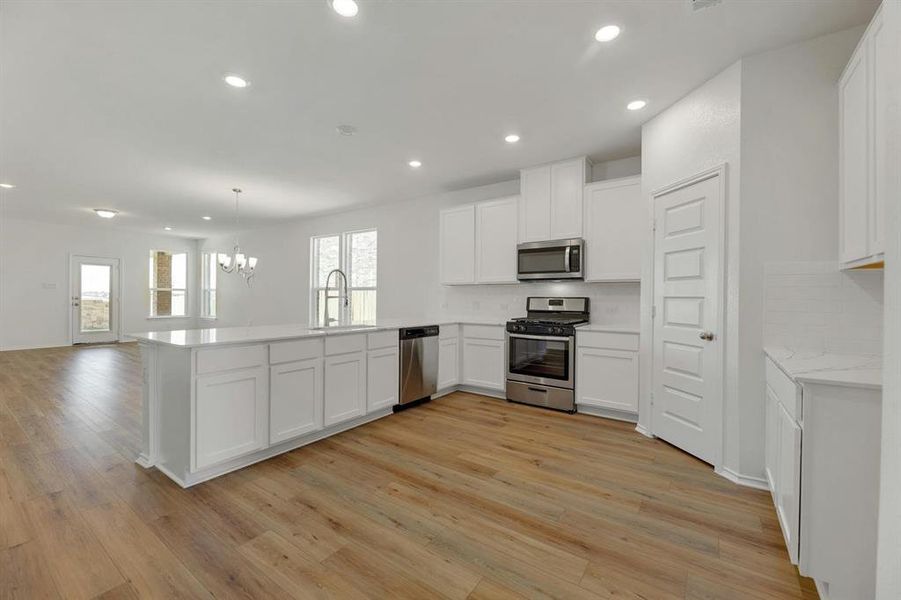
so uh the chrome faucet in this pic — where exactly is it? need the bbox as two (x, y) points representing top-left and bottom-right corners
(323, 269), (349, 326)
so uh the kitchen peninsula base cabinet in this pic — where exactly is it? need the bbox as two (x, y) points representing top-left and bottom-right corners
(135, 328), (398, 488)
(764, 356), (882, 599)
(437, 325), (460, 395)
(575, 330), (639, 421)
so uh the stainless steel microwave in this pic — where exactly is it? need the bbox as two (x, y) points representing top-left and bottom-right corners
(517, 238), (584, 281)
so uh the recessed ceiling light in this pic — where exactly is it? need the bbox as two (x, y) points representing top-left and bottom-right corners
(202, 216), (212, 221)
(0, 183), (15, 189)
(627, 99), (647, 111)
(505, 134), (520, 144)
(408, 160), (422, 168)
(330, 0), (358, 17)
(94, 209), (118, 219)
(336, 124), (357, 136)
(224, 74), (249, 88)
(595, 25), (621, 42)
(164, 226), (173, 231)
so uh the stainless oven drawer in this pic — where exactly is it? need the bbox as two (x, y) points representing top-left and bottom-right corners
(506, 380), (574, 412)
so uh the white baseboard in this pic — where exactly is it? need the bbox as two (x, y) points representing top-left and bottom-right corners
(635, 423), (655, 438)
(815, 579), (831, 600)
(1, 342), (70, 351)
(577, 404), (638, 423)
(715, 466), (769, 491)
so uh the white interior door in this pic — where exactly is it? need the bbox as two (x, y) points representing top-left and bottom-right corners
(71, 256), (120, 344)
(651, 174), (723, 466)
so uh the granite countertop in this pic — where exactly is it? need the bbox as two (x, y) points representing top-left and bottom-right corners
(765, 346), (883, 390)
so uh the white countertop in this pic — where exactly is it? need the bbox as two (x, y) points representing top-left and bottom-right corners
(765, 346), (883, 390)
(130, 317), (641, 348)
(130, 317), (506, 348)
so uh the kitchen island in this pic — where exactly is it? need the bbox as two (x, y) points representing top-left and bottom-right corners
(130, 319), (506, 487)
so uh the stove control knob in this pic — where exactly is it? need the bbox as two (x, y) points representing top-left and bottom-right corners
(554, 327), (564, 335)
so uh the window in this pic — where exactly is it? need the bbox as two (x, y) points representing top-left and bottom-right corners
(201, 252), (218, 319)
(311, 229), (377, 325)
(149, 250), (187, 317)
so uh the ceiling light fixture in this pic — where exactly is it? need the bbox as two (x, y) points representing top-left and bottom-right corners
(595, 25), (621, 42)
(408, 160), (422, 168)
(164, 226), (173, 231)
(202, 216), (212, 221)
(627, 99), (647, 111)
(0, 183), (15, 189)
(505, 134), (520, 144)
(224, 74), (250, 88)
(336, 124), (357, 136)
(94, 209), (118, 219)
(217, 188), (258, 285)
(330, 0), (358, 17)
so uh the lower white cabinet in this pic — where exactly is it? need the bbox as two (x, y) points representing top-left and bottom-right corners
(269, 358), (323, 445)
(575, 347), (639, 413)
(575, 331), (639, 415)
(194, 366), (268, 470)
(765, 381), (802, 564)
(461, 338), (505, 391)
(324, 352), (367, 427)
(438, 336), (459, 390)
(367, 346), (399, 412)
(764, 355), (882, 598)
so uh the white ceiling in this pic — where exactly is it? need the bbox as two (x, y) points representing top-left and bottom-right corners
(0, 0), (876, 237)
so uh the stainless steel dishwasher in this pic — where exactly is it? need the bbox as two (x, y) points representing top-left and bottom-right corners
(397, 326), (439, 410)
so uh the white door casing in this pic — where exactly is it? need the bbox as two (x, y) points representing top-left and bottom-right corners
(71, 255), (120, 344)
(651, 171), (725, 467)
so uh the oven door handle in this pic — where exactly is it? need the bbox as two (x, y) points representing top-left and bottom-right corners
(507, 333), (573, 342)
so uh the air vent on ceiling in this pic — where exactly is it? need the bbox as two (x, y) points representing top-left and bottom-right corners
(691, 0), (722, 11)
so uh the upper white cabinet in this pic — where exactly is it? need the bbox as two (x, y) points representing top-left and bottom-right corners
(475, 196), (518, 283)
(520, 157), (589, 242)
(583, 176), (644, 282)
(839, 3), (891, 268)
(439, 204), (476, 284)
(440, 197), (518, 285)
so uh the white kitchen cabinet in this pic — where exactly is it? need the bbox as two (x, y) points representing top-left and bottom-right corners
(764, 355), (882, 598)
(438, 336), (459, 391)
(475, 196), (518, 283)
(575, 330), (639, 416)
(583, 176), (644, 282)
(269, 357), (323, 444)
(839, 3), (892, 268)
(576, 347), (638, 413)
(194, 366), (268, 470)
(367, 345), (399, 412)
(324, 352), (366, 426)
(520, 157), (589, 243)
(439, 204), (476, 284)
(461, 325), (505, 391)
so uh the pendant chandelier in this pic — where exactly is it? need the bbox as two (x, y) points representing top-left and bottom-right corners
(217, 188), (258, 285)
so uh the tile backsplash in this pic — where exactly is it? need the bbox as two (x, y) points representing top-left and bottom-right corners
(764, 261), (884, 355)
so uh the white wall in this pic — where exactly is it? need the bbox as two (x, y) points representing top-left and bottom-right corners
(591, 156), (641, 182)
(876, 1), (901, 597)
(639, 60), (743, 464)
(639, 25), (864, 481)
(204, 174), (641, 330)
(737, 25), (866, 477)
(0, 217), (198, 350)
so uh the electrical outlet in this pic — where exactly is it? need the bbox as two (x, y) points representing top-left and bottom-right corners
(41, 282), (57, 290)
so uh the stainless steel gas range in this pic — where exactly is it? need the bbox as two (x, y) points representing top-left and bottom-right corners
(505, 297), (589, 413)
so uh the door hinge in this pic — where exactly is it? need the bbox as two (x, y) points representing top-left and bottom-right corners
(650, 391), (655, 406)
(651, 305), (656, 319)
(652, 218), (657, 232)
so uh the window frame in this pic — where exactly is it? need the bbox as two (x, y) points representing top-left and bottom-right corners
(200, 251), (218, 320)
(310, 228), (377, 326)
(148, 249), (189, 319)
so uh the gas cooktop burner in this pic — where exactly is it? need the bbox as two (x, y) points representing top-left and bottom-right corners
(506, 297), (590, 336)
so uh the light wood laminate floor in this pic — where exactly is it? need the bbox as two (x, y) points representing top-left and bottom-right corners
(0, 343), (817, 599)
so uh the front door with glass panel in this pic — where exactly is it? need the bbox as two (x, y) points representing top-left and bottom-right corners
(71, 256), (119, 344)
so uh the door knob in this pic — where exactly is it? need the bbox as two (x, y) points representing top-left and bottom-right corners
(699, 331), (715, 341)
